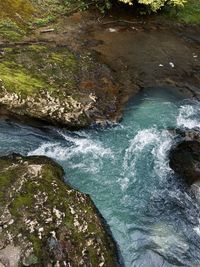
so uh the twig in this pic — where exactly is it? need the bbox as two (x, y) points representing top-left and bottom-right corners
(100, 19), (143, 25)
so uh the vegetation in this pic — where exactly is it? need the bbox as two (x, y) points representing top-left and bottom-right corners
(0, 155), (118, 266)
(96, 0), (199, 24)
(96, 0), (187, 12)
(0, 0), (88, 41)
(175, 0), (200, 24)
(118, 0), (186, 12)
(0, 0), (198, 41)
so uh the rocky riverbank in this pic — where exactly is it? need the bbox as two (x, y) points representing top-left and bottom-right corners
(169, 128), (200, 185)
(0, 1), (199, 128)
(0, 154), (119, 266)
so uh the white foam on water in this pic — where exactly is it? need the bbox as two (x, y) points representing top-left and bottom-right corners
(28, 132), (113, 174)
(177, 105), (200, 129)
(153, 130), (173, 180)
(119, 129), (161, 191)
(58, 131), (113, 158)
(28, 142), (68, 160)
(119, 128), (174, 191)
(194, 223), (200, 236)
(151, 223), (189, 256)
(123, 128), (160, 169)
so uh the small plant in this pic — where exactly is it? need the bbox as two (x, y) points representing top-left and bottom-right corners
(33, 15), (56, 27)
(0, 19), (26, 40)
(95, 0), (112, 13)
(95, 0), (187, 12)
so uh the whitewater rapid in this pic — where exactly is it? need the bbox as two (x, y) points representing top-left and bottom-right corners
(1, 88), (200, 266)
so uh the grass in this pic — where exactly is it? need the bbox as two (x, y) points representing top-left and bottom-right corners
(165, 0), (200, 24)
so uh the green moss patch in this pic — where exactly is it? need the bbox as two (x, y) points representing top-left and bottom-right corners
(0, 62), (49, 96)
(0, 44), (80, 96)
(0, 0), (89, 41)
(0, 154), (118, 266)
(0, 19), (26, 41)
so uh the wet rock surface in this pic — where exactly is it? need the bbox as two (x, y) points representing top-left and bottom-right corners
(0, 2), (121, 128)
(0, 1), (199, 128)
(169, 136), (200, 185)
(0, 154), (119, 267)
(90, 17), (200, 102)
(0, 43), (119, 128)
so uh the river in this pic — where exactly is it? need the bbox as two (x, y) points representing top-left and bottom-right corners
(1, 87), (200, 267)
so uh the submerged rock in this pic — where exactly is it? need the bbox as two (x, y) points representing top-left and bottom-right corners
(169, 139), (200, 185)
(0, 154), (119, 266)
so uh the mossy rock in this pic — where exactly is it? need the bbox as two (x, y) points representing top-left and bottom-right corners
(0, 0), (88, 41)
(0, 153), (119, 266)
(0, 44), (119, 128)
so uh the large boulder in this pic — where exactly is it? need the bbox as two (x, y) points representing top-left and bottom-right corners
(0, 44), (119, 129)
(169, 140), (200, 185)
(0, 154), (119, 267)
(0, 0), (120, 129)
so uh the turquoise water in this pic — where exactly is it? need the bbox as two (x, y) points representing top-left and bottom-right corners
(1, 87), (200, 267)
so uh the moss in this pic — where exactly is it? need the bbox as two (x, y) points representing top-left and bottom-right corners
(0, 0), (89, 41)
(29, 234), (43, 258)
(0, 44), (81, 97)
(0, 173), (12, 203)
(0, 155), (118, 266)
(0, 173), (12, 188)
(0, 62), (50, 96)
(28, 44), (48, 52)
(0, 19), (26, 41)
(0, 0), (35, 40)
(0, 0), (35, 23)
(10, 194), (33, 217)
(33, 15), (56, 27)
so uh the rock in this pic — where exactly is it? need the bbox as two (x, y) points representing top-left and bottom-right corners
(0, 44), (119, 129)
(168, 128), (200, 142)
(0, 1), (120, 129)
(169, 140), (200, 185)
(0, 154), (119, 266)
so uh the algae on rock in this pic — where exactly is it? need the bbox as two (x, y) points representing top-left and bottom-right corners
(0, 154), (119, 266)
(0, 44), (119, 128)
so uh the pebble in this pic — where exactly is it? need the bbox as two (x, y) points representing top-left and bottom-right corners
(108, 28), (117, 33)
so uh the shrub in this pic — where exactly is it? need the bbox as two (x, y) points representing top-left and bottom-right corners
(98, 0), (187, 12)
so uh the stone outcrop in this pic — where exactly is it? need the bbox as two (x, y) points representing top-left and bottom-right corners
(0, 154), (119, 267)
(0, 44), (119, 129)
(169, 128), (200, 185)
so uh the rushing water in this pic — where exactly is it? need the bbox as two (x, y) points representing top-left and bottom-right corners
(1, 87), (200, 267)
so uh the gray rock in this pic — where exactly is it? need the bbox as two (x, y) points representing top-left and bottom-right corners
(0, 154), (119, 267)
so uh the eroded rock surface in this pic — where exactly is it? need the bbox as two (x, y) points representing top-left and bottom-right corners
(0, 1), (120, 128)
(0, 154), (119, 267)
(0, 44), (119, 128)
(169, 137), (200, 185)
(0, 0), (200, 128)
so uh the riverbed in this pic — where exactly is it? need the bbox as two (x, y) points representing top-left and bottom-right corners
(1, 87), (200, 266)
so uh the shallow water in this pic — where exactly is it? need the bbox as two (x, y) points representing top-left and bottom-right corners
(1, 87), (200, 267)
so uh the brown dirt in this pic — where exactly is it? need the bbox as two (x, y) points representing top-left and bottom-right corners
(1, 9), (200, 126)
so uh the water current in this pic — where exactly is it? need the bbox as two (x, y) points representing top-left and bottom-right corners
(1, 87), (200, 267)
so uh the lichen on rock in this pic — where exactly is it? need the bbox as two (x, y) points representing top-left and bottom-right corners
(0, 154), (119, 266)
(0, 44), (119, 128)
